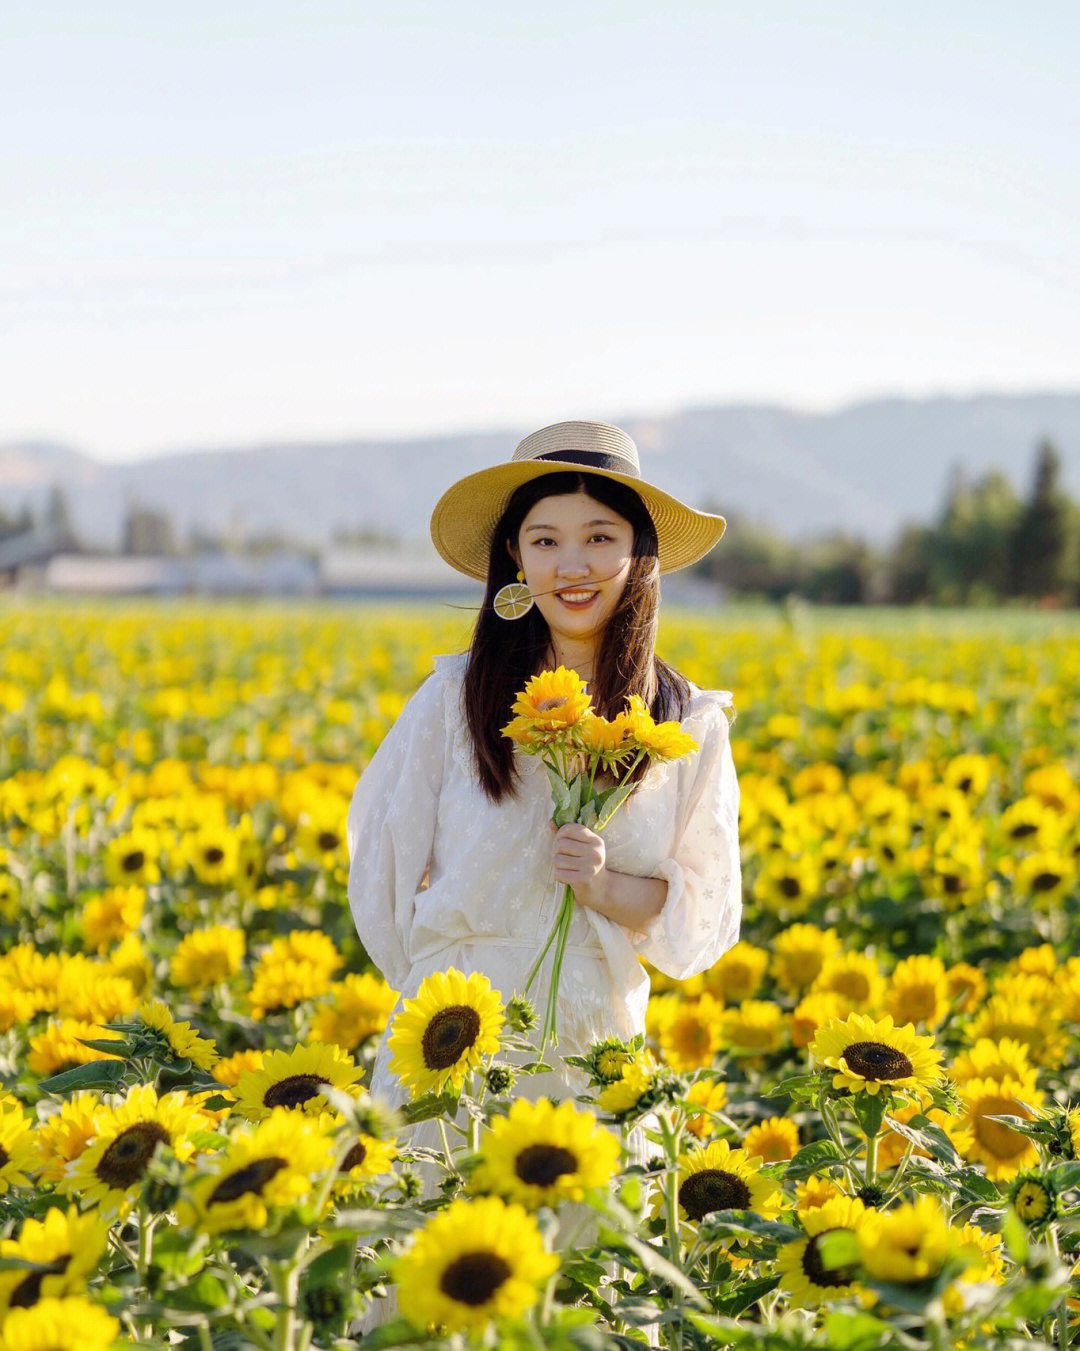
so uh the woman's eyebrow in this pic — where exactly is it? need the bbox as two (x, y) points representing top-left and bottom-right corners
(524, 518), (619, 532)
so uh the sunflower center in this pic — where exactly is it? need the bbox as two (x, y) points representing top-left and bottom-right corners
(842, 1041), (914, 1081)
(10, 1259), (69, 1308)
(95, 1121), (171, 1188)
(318, 831), (341, 852)
(515, 1144), (579, 1187)
(439, 1250), (512, 1306)
(779, 877), (802, 898)
(204, 847), (225, 864)
(123, 851), (145, 872)
(679, 1169), (751, 1221)
(1011, 822), (1037, 838)
(340, 1141), (368, 1171)
(802, 1228), (856, 1288)
(942, 874), (963, 894)
(421, 1006), (481, 1071)
(209, 1155), (288, 1204)
(535, 697), (567, 713)
(1032, 871), (1061, 892)
(0, 1145), (8, 1168)
(263, 1074), (331, 1109)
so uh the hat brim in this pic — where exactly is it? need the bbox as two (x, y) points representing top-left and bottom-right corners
(430, 461), (725, 581)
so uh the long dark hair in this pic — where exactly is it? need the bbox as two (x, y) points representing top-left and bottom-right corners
(463, 471), (691, 802)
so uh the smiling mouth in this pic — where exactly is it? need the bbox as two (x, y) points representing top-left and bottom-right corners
(556, 589), (598, 607)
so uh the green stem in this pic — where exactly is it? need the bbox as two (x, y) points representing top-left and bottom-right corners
(272, 1259), (300, 1351)
(864, 1128), (878, 1189)
(136, 1199), (152, 1284)
(523, 885), (564, 997)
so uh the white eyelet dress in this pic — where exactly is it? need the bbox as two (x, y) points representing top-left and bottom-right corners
(346, 652), (742, 1111)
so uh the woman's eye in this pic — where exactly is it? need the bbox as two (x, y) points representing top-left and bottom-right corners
(589, 534), (612, 544)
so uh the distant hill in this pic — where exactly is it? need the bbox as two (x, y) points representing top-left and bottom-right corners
(2, 394), (1078, 551)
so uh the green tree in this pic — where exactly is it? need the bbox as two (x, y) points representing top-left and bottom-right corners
(1010, 440), (1067, 598)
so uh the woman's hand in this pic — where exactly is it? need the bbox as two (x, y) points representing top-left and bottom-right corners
(551, 821), (608, 911)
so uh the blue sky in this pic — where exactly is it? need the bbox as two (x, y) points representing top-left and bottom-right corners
(3, 1), (1077, 460)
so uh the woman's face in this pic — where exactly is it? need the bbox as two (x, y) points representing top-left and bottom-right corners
(512, 490), (635, 652)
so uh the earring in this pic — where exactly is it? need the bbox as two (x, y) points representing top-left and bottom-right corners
(493, 569), (534, 620)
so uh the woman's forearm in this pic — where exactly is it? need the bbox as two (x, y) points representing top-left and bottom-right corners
(586, 868), (667, 933)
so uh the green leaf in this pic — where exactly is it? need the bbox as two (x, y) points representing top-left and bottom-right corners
(696, 1210), (802, 1245)
(1047, 1161), (1080, 1191)
(821, 1309), (898, 1351)
(783, 1137), (845, 1180)
(712, 1274), (780, 1317)
(1000, 1206), (1030, 1263)
(38, 1059), (129, 1094)
(816, 1227), (860, 1273)
(594, 781), (636, 830)
(595, 1224), (706, 1310)
(74, 1037), (131, 1056)
(852, 1091), (888, 1140)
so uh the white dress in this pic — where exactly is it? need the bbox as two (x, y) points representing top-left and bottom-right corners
(346, 652), (741, 1110)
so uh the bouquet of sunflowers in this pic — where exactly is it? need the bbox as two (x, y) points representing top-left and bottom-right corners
(502, 666), (699, 1051)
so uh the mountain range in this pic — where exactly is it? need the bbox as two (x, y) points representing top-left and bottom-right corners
(2, 393), (1078, 552)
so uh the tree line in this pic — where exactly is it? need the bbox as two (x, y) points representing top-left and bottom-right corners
(692, 440), (1079, 606)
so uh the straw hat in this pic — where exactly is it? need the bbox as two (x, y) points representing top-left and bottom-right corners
(430, 420), (725, 580)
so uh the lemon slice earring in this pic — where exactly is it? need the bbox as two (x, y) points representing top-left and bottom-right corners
(493, 570), (534, 620)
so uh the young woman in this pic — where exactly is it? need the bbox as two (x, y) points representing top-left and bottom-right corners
(346, 420), (741, 1108)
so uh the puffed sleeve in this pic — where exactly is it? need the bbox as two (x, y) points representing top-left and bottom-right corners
(345, 670), (447, 990)
(637, 692), (741, 979)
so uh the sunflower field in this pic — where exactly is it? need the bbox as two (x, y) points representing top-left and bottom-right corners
(1, 599), (1080, 1350)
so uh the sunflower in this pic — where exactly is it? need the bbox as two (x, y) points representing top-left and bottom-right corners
(776, 1195), (868, 1308)
(743, 1116), (800, 1164)
(951, 1037), (1038, 1092)
(469, 1098), (620, 1209)
(247, 930), (343, 1018)
(999, 797), (1059, 849)
(941, 1222), (1005, 1317)
(54, 959), (137, 1024)
(1009, 1171), (1058, 1229)
(968, 993), (1066, 1069)
(789, 992), (847, 1050)
(794, 1176), (845, 1214)
(753, 854), (820, 917)
(770, 925), (842, 995)
(661, 1139), (782, 1234)
(810, 952), (886, 1013)
(809, 1013), (944, 1098)
(80, 885), (144, 954)
(334, 1132), (398, 1194)
(232, 1043), (363, 1121)
(169, 926), (245, 990)
(387, 968), (505, 1098)
(702, 942), (769, 1004)
(0, 1206), (108, 1312)
(178, 1109), (335, 1233)
(184, 823), (240, 886)
(856, 1195), (966, 1285)
(597, 1056), (655, 1117)
(720, 1000), (786, 1057)
(947, 1076), (1044, 1181)
(657, 994), (724, 1071)
(885, 955), (950, 1029)
(0, 1103), (35, 1194)
(572, 712), (632, 763)
(1015, 850), (1074, 905)
(212, 1048), (266, 1088)
(310, 972), (399, 1050)
(623, 696), (699, 762)
(33, 1094), (102, 1183)
(0, 1296), (120, 1350)
(684, 1078), (729, 1140)
(136, 999), (220, 1071)
(103, 827), (162, 887)
(508, 667), (591, 734)
(60, 1084), (208, 1214)
(393, 1195), (559, 1332)
(945, 961), (988, 1014)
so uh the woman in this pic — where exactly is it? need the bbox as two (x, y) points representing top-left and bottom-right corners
(346, 420), (741, 1109)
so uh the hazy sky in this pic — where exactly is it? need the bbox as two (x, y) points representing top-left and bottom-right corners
(3, 1), (1078, 461)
